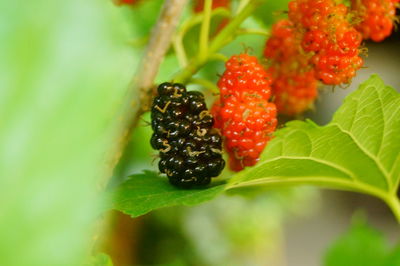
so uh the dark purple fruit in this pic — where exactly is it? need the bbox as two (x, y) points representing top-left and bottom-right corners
(150, 82), (225, 188)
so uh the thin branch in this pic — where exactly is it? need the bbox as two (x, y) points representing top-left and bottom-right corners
(172, 7), (230, 67)
(199, 0), (212, 59)
(133, 0), (188, 99)
(173, 37), (188, 67)
(179, 8), (230, 38)
(190, 78), (220, 94)
(236, 28), (270, 37)
(208, 53), (229, 62)
(173, 0), (262, 84)
(236, 0), (251, 14)
(100, 0), (188, 188)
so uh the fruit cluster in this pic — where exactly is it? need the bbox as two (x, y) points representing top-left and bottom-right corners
(352, 0), (400, 42)
(263, 0), (371, 116)
(212, 54), (277, 171)
(288, 0), (364, 85)
(150, 82), (225, 188)
(264, 19), (318, 115)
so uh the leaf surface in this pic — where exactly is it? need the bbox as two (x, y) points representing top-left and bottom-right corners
(110, 171), (225, 218)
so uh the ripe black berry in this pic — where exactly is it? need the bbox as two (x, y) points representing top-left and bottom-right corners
(150, 82), (225, 188)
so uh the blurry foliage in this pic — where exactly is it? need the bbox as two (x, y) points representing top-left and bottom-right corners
(324, 216), (400, 266)
(122, 0), (164, 42)
(110, 113), (155, 186)
(136, 208), (203, 266)
(252, 0), (291, 26)
(85, 253), (114, 266)
(0, 0), (135, 265)
(135, 188), (318, 266)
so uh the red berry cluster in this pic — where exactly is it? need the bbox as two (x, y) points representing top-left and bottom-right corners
(212, 54), (277, 171)
(264, 19), (318, 115)
(352, 0), (400, 42)
(288, 0), (363, 85)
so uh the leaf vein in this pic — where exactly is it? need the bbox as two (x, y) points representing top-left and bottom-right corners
(332, 123), (391, 189)
(244, 155), (356, 180)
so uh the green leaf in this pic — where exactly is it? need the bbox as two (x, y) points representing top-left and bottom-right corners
(323, 217), (400, 266)
(109, 171), (226, 218)
(85, 253), (114, 266)
(228, 75), (400, 220)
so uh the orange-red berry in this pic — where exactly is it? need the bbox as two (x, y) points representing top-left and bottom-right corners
(288, 0), (364, 85)
(212, 54), (277, 171)
(264, 19), (318, 115)
(352, 0), (399, 42)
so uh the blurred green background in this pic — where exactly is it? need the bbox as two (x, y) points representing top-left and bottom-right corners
(1, 0), (399, 265)
(1, 0), (133, 265)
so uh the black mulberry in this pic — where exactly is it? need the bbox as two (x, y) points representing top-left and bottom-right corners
(150, 82), (225, 188)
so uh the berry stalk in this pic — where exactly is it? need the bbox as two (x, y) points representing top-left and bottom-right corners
(173, 8), (231, 67)
(173, 0), (263, 84)
(199, 0), (213, 59)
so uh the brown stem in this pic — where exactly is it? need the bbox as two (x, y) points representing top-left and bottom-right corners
(99, 0), (188, 188)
